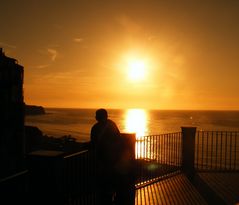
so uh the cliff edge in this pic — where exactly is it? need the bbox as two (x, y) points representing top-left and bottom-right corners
(25, 104), (45, 115)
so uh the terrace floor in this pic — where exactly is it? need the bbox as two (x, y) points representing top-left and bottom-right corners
(135, 173), (207, 205)
(194, 172), (239, 205)
(69, 171), (239, 205)
(135, 171), (239, 205)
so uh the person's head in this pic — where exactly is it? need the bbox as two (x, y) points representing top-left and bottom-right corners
(95, 108), (108, 122)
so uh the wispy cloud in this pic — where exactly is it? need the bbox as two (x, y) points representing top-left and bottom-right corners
(0, 42), (16, 49)
(33, 64), (50, 69)
(73, 38), (84, 43)
(47, 48), (58, 61)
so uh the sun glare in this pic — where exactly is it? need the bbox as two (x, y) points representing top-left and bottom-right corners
(128, 59), (146, 81)
(124, 109), (148, 138)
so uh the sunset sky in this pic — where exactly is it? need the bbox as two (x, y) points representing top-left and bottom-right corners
(1, 0), (239, 110)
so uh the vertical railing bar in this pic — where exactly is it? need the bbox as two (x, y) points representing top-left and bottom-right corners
(169, 133), (171, 165)
(145, 136), (147, 160)
(140, 136), (146, 184)
(225, 131), (228, 170)
(179, 132), (180, 166)
(172, 133), (176, 166)
(195, 131), (197, 169)
(177, 132), (179, 166)
(237, 132), (238, 170)
(175, 133), (178, 166)
(164, 134), (167, 165)
(135, 140), (137, 159)
(170, 134), (174, 165)
(152, 135), (154, 160)
(159, 134), (161, 164)
(163, 134), (166, 165)
(148, 135), (150, 181)
(230, 132), (232, 170)
(146, 136), (151, 181)
(157, 135), (159, 164)
(154, 135), (156, 162)
(179, 132), (181, 166)
(168, 133), (170, 165)
(196, 131), (200, 170)
(168, 134), (171, 165)
(235, 132), (239, 171)
(162, 134), (164, 164)
(156, 135), (159, 163)
(206, 131), (209, 170)
(168, 134), (170, 165)
(174, 133), (176, 165)
(148, 135), (150, 160)
(180, 132), (182, 166)
(234, 132), (237, 170)
(149, 135), (151, 161)
(201, 131), (204, 170)
(215, 131), (218, 170)
(160, 135), (162, 164)
(178, 132), (180, 166)
(160, 134), (162, 163)
(172, 133), (174, 166)
(139, 138), (141, 184)
(165, 133), (167, 165)
(175, 133), (177, 166)
(220, 131), (223, 170)
(174, 133), (176, 166)
(211, 131), (214, 169)
(153, 135), (156, 160)
(144, 136), (146, 183)
(150, 135), (152, 180)
(145, 136), (148, 181)
(151, 135), (153, 161)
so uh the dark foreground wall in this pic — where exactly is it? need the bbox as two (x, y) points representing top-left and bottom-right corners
(0, 49), (25, 178)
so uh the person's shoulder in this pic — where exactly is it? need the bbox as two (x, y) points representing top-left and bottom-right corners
(91, 122), (100, 131)
(107, 119), (117, 126)
(107, 119), (120, 132)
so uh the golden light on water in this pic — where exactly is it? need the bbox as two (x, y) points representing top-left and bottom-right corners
(124, 109), (148, 138)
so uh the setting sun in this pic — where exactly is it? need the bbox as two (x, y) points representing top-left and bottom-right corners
(128, 59), (146, 81)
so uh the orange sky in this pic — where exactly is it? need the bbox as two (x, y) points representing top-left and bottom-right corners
(1, 1), (239, 110)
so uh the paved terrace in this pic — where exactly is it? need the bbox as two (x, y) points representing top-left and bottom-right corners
(0, 128), (239, 205)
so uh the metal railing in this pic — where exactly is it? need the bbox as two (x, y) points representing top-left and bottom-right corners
(63, 150), (95, 204)
(195, 131), (239, 171)
(3, 128), (239, 202)
(135, 132), (182, 187)
(61, 132), (183, 193)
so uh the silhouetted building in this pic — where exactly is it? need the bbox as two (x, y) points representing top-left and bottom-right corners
(0, 48), (25, 178)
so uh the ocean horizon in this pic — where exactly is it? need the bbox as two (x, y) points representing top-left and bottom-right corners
(25, 108), (239, 142)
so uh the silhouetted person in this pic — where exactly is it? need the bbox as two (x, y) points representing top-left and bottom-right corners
(91, 109), (122, 205)
(91, 109), (136, 205)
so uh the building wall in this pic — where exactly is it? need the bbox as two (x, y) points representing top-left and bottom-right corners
(0, 48), (25, 178)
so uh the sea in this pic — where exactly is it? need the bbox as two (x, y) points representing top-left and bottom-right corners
(25, 108), (239, 143)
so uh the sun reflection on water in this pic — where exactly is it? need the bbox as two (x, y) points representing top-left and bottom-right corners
(124, 108), (148, 139)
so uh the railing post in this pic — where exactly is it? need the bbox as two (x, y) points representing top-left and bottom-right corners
(119, 133), (136, 205)
(181, 127), (196, 180)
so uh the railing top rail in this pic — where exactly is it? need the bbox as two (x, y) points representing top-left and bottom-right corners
(63, 149), (88, 159)
(0, 169), (28, 183)
(197, 130), (239, 133)
(137, 132), (182, 138)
